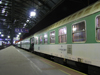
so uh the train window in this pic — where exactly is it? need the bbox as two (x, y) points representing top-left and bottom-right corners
(39, 35), (42, 44)
(44, 33), (48, 44)
(34, 38), (36, 44)
(50, 31), (55, 43)
(96, 16), (100, 40)
(31, 37), (34, 44)
(72, 21), (86, 42)
(59, 27), (67, 43)
(36, 37), (38, 44)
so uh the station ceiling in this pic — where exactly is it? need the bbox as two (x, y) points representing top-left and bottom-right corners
(0, 0), (98, 43)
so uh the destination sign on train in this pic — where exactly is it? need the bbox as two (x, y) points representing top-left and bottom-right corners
(15, 28), (29, 33)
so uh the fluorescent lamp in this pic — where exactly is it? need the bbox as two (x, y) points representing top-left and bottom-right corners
(1, 34), (4, 37)
(24, 23), (26, 26)
(19, 33), (21, 35)
(0, 0), (2, 4)
(26, 19), (29, 22)
(30, 11), (36, 17)
(8, 36), (10, 38)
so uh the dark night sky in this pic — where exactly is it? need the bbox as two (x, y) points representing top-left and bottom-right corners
(23, 0), (98, 39)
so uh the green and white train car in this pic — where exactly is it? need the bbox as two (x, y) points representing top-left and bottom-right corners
(21, 38), (30, 50)
(20, 35), (34, 51)
(18, 1), (100, 75)
(16, 42), (21, 48)
(33, 1), (100, 74)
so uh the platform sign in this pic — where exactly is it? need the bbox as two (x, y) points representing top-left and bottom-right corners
(15, 28), (29, 33)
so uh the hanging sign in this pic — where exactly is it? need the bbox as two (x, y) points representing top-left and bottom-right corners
(15, 28), (29, 33)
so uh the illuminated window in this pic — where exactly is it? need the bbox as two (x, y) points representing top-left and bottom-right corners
(34, 37), (38, 44)
(96, 16), (100, 40)
(72, 21), (86, 42)
(39, 36), (42, 44)
(59, 27), (67, 43)
(50, 31), (55, 43)
(44, 33), (48, 44)
(31, 37), (34, 44)
(35, 37), (38, 44)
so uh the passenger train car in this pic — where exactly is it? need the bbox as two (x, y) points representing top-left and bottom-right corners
(16, 1), (100, 75)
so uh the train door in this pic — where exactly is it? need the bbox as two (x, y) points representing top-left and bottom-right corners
(30, 37), (34, 52)
(20, 42), (22, 48)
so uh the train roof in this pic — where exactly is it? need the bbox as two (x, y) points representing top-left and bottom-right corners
(34, 1), (100, 36)
(17, 35), (33, 43)
(22, 35), (33, 41)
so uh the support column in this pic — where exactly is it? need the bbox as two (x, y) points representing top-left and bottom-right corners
(11, 0), (15, 45)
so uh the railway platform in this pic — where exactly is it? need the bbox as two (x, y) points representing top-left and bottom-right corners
(0, 46), (86, 75)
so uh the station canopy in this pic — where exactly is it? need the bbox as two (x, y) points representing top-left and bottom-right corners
(0, 0), (98, 44)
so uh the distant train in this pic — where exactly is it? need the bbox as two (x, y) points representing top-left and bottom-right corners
(16, 1), (100, 75)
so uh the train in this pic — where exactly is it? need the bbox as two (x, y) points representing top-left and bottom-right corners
(16, 1), (100, 75)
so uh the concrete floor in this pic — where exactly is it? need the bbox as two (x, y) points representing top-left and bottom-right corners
(0, 46), (86, 75)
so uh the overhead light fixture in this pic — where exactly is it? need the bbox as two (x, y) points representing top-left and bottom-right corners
(17, 35), (19, 37)
(2, 8), (5, 13)
(26, 19), (29, 22)
(1, 34), (4, 37)
(5, 3), (8, 5)
(19, 33), (21, 35)
(30, 10), (36, 17)
(0, 32), (1, 34)
(24, 23), (26, 26)
(8, 36), (10, 38)
(0, 0), (2, 4)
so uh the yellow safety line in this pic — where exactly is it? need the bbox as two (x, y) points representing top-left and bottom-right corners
(40, 59), (55, 67)
(40, 58), (71, 75)
(36, 55), (87, 75)
(59, 69), (71, 75)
